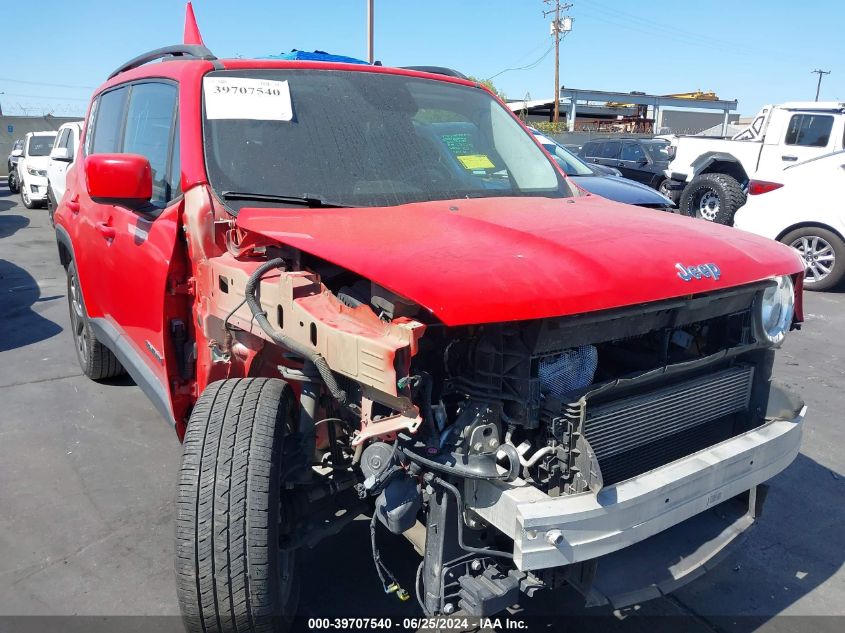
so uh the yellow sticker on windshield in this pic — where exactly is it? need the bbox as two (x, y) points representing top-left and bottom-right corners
(457, 154), (495, 170)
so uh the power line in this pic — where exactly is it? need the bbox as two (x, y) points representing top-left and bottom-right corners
(582, 1), (751, 55)
(0, 91), (90, 102)
(0, 76), (95, 90)
(486, 41), (555, 80)
(576, 4), (763, 60)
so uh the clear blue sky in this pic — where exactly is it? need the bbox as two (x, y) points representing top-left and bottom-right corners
(3, 0), (842, 118)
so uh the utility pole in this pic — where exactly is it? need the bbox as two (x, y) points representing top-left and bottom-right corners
(367, 0), (375, 64)
(543, 1), (573, 124)
(811, 69), (830, 101)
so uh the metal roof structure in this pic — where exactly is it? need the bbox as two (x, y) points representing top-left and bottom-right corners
(510, 89), (739, 135)
(561, 88), (738, 135)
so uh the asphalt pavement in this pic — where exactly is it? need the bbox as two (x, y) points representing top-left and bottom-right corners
(1, 179), (843, 632)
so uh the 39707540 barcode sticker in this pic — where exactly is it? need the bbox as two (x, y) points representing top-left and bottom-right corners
(203, 77), (293, 121)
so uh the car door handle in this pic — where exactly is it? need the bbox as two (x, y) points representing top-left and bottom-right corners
(96, 221), (116, 240)
(782, 155), (798, 161)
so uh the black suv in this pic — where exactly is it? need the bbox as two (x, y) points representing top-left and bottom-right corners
(579, 138), (673, 197)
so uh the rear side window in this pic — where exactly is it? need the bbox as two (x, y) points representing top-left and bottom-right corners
(122, 82), (178, 204)
(621, 142), (646, 162)
(582, 141), (602, 158)
(56, 128), (70, 150)
(66, 129), (76, 158)
(92, 87), (128, 154)
(600, 141), (621, 159)
(785, 114), (833, 147)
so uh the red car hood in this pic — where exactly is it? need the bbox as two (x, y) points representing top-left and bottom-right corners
(236, 196), (803, 326)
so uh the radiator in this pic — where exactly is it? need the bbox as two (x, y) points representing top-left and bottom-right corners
(584, 365), (755, 484)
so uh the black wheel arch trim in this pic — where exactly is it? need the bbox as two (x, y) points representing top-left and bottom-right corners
(89, 317), (176, 427)
(55, 224), (74, 269)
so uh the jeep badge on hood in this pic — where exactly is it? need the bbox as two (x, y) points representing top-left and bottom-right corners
(676, 262), (721, 281)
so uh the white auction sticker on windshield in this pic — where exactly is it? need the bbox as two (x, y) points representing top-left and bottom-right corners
(204, 77), (293, 121)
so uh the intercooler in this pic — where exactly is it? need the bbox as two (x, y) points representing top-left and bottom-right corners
(583, 365), (755, 485)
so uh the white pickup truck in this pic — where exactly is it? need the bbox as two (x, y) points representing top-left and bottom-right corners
(666, 102), (845, 224)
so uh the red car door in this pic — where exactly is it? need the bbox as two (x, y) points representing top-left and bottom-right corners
(77, 81), (187, 424)
(72, 85), (130, 324)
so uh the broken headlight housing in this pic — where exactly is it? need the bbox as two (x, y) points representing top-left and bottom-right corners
(758, 275), (794, 346)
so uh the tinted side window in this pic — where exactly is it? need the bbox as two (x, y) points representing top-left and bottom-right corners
(601, 141), (621, 159)
(66, 129), (76, 158)
(621, 142), (646, 162)
(583, 141), (601, 158)
(83, 101), (98, 155)
(122, 82), (178, 204)
(92, 87), (128, 154)
(785, 114), (833, 147)
(56, 129), (70, 149)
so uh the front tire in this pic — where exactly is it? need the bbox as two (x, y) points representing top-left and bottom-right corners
(21, 180), (38, 209)
(66, 261), (124, 379)
(680, 173), (745, 225)
(47, 184), (56, 227)
(782, 227), (845, 292)
(8, 169), (20, 193)
(176, 378), (300, 633)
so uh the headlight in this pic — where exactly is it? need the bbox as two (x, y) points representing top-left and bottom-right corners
(27, 167), (47, 177)
(758, 275), (794, 346)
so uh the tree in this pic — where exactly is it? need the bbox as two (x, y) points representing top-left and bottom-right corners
(467, 76), (507, 101)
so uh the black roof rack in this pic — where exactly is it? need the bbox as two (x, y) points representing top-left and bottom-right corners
(108, 44), (220, 80)
(401, 66), (468, 80)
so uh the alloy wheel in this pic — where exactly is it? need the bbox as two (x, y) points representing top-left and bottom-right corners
(791, 235), (836, 284)
(69, 272), (88, 360)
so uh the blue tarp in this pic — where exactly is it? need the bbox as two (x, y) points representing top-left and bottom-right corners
(261, 50), (369, 65)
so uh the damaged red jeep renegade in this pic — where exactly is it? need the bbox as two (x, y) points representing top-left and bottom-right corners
(54, 7), (807, 631)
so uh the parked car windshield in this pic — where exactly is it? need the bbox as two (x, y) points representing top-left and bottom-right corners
(202, 69), (569, 209)
(643, 140), (672, 162)
(27, 135), (57, 157)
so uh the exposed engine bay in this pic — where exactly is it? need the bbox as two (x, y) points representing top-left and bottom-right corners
(200, 243), (796, 617)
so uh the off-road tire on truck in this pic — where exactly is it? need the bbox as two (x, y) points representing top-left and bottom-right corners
(176, 378), (300, 633)
(680, 173), (746, 225)
(66, 262), (125, 380)
(781, 226), (845, 292)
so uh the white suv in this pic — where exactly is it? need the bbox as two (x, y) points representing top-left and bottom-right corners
(47, 122), (83, 222)
(733, 151), (845, 291)
(18, 131), (58, 209)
